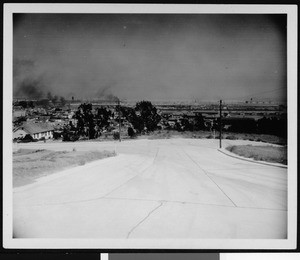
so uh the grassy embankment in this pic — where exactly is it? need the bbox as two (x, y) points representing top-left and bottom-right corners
(13, 149), (116, 187)
(226, 145), (287, 165)
(145, 130), (286, 145)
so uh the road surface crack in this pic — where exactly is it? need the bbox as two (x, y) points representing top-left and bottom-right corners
(103, 148), (160, 198)
(126, 201), (164, 239)
(181, 148), (238, 207)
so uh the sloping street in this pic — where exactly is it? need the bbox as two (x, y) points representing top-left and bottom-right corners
(13, 139), (287, 239)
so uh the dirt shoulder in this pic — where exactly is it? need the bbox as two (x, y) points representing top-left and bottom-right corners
(13, 148), (116, 187)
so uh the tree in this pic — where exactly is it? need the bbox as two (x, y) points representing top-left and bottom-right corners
(123, 107), (144, 133)
(180, 115), (194, 131)
(60, 96), (66, 106)
(257, 116), (287, 137)
(53, 131), (62, 140)
(134, 101), (161, 132)
(74, 103), (96, 139)
(174, 120), (182, 131)
(62, 128), (79, 141)
(226, 118), (256, 133)
(52, 95), (58, 104)
(18, 101), (28, 109)
(28, 101), (34, 108)
(95, 107), (112, 130)
(194, 113), (205, 130)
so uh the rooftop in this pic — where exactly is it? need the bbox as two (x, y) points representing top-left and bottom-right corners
(15, 122), (54, 135)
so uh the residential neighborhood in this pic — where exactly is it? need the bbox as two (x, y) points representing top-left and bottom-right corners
(13, 96), (287, 142)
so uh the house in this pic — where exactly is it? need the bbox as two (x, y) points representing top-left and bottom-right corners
(13, 122), (54, 140)
(13, 109), (26, 120)
(13, 128), (28, 140)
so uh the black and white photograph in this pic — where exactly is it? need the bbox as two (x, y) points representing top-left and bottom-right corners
(3, 4), (297, 249)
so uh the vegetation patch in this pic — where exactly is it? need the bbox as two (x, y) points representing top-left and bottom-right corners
(226, 145), (287, 165)
(146, 130), (212, 140)
(143, 130), (286, 145)
(13, 149), (116, 187)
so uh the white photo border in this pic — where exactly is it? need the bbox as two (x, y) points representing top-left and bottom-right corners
(3, 3), (298, 249)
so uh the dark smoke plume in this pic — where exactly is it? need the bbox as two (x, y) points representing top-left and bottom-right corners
(15, 78), (44, 99)
(106, 94), (120, 102)
(13, 58), (46, 99)
(95, 84), (119, 102)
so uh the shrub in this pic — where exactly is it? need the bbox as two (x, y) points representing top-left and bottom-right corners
(113, 131), (120, 140)
(19, 134), (34, 143)
(127, 127), (135, 138)
(78, 159), (85, 166)
(225, 135), (238, 140)
(62, 132), (80, 142)
(70, 134), (80, 142)
(79, 136), (89, 141)
(53, 131), (62, 139)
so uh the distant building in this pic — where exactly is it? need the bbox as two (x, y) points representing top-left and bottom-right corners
(67, 111), (75, 119)
(13, 122), (54, 140)
(13, 110), (26, 119)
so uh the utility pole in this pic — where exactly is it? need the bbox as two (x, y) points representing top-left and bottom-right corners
(118, 99), (121, 142)
(219, 99), (222, 148)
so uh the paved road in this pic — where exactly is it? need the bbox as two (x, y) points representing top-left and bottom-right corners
(13, 139), (287, 239)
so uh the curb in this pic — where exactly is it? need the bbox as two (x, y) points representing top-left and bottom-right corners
(218, 148), (287, 169)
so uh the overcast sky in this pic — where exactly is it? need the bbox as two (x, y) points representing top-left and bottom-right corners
(13, 14), (287, 102)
